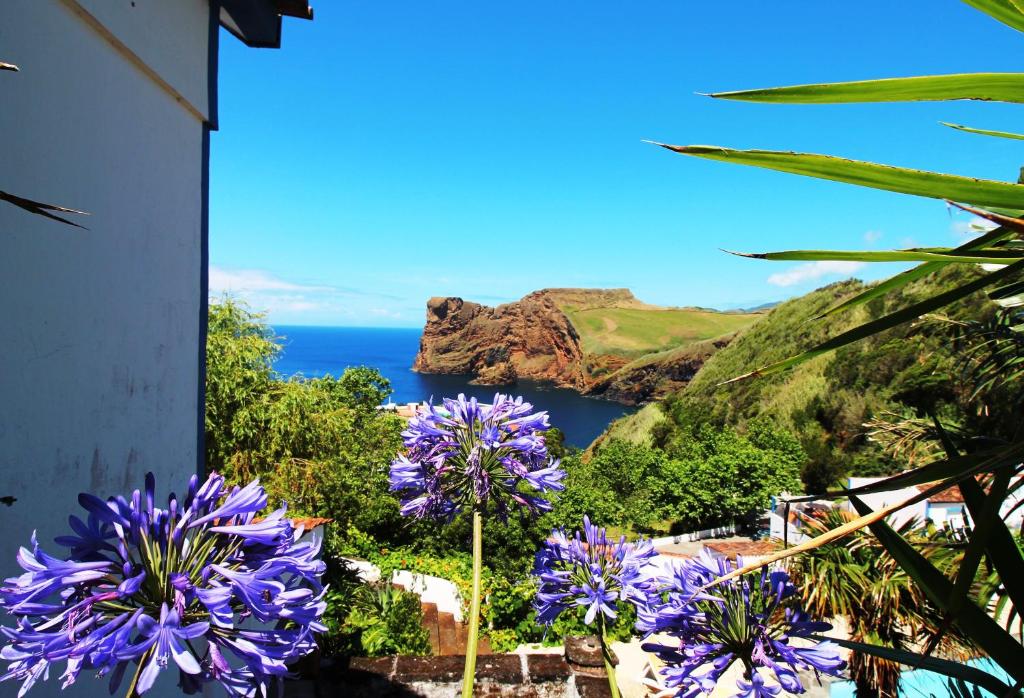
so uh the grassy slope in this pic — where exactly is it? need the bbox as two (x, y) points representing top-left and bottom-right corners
(563, 306), (760, 358)
(601, 264), (993, 453)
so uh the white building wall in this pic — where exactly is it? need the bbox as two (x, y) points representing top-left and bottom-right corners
(846, 477), (927, 528)
(0, 1), (212, 695)
(1001, 485), (1024, 531)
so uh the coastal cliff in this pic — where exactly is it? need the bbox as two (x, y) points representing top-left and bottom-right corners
(411, 289), (594, 391)
(412, 289), (760, 404)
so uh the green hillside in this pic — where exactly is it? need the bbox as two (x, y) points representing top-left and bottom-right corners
(563, 306), (760, 358)
(598, 265), (1011, 492)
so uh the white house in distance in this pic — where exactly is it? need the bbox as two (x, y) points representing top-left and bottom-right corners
(0, 2), (310, 696)
(847, 475), (1024, 532)
(846, 477), (929, 529)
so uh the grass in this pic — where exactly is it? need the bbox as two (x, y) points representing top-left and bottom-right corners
(600, 402), (664, 446)
(563, 307), (761, 358)
(597, 265), (995, 449)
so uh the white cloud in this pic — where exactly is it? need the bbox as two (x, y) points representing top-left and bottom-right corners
(950, 215), (998, 237)
(209, 267), (336, 295)
(863, 230), (883, 244)
(208, 266), (369, 320)
(767, 261), (865, 288)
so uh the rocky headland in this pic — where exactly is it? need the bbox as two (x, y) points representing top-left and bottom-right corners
(412, 289), (757, 404)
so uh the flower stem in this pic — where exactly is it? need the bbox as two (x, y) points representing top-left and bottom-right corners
(461, 509), (483, 698)
(599, 618), (620, 698)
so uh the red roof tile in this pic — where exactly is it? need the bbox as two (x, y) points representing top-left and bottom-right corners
(290, 516), (333, 530)
(917, 485), (964, 504)
(703, 541), (777, 560)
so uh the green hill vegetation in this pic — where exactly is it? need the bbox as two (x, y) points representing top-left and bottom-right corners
(562, 305), (760, 358)
(598, 264), (1015, 492)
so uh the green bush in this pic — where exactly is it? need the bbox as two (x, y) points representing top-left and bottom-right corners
(342, 584), (431, 657)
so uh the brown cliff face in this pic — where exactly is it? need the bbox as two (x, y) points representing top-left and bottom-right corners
(412, 290), (589, 390)
(587, 336), (733, 405)
(413, 288), (738, 403)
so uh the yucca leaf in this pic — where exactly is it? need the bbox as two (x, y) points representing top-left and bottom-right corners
(944, 471), (1010, 639)
(819, 221), (1020, 318)
(932, 415), (962, 460)
(705, 480), (951, 587)
(809, 636), (1012, 696)
(850, 495), (1024, 685)
(706, 73), (1024, 104)
(942, 121), (1024, 140)
(960, 476), (1024, 631)
(961, 0), (1024, 33)
(805, 440), (1024, 499)
(951, 200), (1024, 233)
(729, 248), (1022, 265)
(724, 259), (1024, 382)
(0, 190), (89, 229)
(990, 279), (1024, 299)
(651, 144), (1024, 210)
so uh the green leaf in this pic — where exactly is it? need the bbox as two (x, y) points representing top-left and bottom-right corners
(705, 73), (1024, 104)
(779, 440), (1024, 503)
(943, 121), (1024, 141)
(990, 279), (1024, 299)
(961, 0), (1024, 33)
(960, 476), (1024, 630)
(725, 259), (1024, 382)
(730, 248), (1022, 265)
(651, 144), (1024, 210)
(932, 416), (962, 460)
(810, 635), (1013, 696)
(946, 471), (1010, 625)
(819, 221), (1019, 318)
(850, 495), (1024, 686)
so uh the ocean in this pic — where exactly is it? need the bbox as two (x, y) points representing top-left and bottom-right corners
(272, 326), (635, 448)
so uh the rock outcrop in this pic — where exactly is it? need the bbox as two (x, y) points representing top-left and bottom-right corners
(412, 290), (591, 391)
(588, 336), (734, 404)
(412, 288), (740, 403)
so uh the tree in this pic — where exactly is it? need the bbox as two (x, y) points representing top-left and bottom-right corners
(204, 299), (405, 540)
(205, 298), (279, 471)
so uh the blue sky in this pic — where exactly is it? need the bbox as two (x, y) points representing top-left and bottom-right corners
(209, 1), (1023, 327)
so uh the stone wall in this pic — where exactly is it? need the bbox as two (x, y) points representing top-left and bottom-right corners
(296, 636), (618, 698)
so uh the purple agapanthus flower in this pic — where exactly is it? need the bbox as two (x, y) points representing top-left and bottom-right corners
(638, 550), (845, 698)
(533, 516), (658, 628)
(389, 393), (565, 519)
(0, 472), (326, 697)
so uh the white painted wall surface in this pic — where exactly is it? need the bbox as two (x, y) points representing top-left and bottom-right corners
(1001, 484), (1024, 531)
(846, 477), (926, 528)
(0, 1), (210, 695)
(925, 502), (965, 527)
(72, 0), (212, 122)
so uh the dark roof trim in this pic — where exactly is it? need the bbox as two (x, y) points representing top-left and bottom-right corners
(219, 0), (312, 49)
(277, 0), (314, 20)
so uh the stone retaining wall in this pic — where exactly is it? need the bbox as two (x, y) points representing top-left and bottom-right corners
(295, 636), (618, 698)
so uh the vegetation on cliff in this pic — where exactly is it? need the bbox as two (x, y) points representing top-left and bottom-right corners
(601, 264), (1011, 492)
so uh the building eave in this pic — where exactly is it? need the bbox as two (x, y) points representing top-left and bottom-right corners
(219, 0), (313, 49)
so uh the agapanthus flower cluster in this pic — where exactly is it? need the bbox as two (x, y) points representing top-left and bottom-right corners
(0, 472), (326, 697)
(533, 516), (658, 627)
(389, 393), (565, 520)
(638, 551), (845, 698)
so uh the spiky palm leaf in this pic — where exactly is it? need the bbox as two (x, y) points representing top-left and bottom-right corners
(660, 2), (1024, 692)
